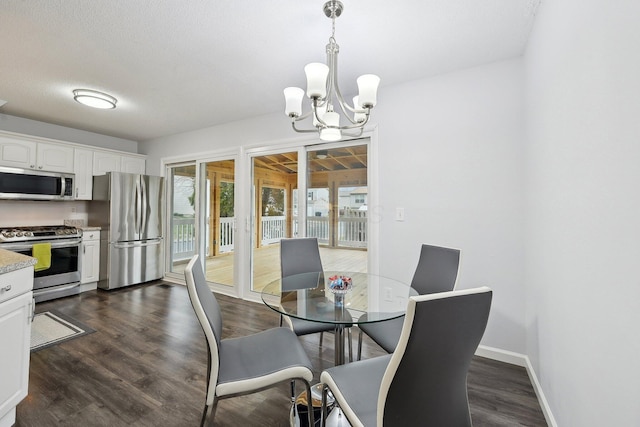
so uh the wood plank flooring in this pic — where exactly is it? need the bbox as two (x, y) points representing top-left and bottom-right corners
(16, 281), (547, 426)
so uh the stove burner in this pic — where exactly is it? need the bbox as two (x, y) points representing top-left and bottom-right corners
(0, 225), (82, 243)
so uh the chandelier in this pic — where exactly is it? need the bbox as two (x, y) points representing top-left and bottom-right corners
(283, 1), (380, 141)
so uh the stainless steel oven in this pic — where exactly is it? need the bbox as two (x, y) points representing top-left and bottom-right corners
(0, 226), (82, 302)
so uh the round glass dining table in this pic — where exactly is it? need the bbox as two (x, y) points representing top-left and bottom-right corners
(261, 271), (417, 365)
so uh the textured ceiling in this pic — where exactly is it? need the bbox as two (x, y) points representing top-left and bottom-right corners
(0, 0), (540, 142)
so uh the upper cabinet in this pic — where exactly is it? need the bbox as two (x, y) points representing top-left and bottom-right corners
(121, 155), (146, 174)
(74, 148), (94, 200)
(0, 137), (73, 173)
(0, 131), (146, 201)
(93, 151), (145, 175)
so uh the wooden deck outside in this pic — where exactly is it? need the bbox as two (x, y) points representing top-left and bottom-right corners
(173, 243), (367, 293)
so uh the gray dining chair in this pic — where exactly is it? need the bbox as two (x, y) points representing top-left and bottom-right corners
(321, 287), (493, 427)
(280, 237), (353, 360)
(184, 255), (314, 426)
(357, 243), (461, 359)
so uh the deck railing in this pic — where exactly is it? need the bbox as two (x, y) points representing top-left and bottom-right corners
(172, 213), (367, 261)
(219, 217), (235, 253)
(261, 216), (286, 245)
(172, 217), (196, 261)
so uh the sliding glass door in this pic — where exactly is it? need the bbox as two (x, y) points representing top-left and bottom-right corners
(306, 143), (368, 273)
(248, 140), (369, 295)
(165, 138), (373, 299)
(199, 159), (236, 288)
(167, 163), (197, 277)
(250, 150), (298, 293)
(166, 157), (237, 294)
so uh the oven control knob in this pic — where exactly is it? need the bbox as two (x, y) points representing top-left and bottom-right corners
(15, 231), (24, 237)
(25, 231), (34, 237)
(5, 232), (15, 238)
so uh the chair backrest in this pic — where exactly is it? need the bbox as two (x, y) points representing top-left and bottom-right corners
(378, 287), (492, 426)
(410, 244), (461, 295)
(280, 238), (324, 289)
(184, 255), (223, 404)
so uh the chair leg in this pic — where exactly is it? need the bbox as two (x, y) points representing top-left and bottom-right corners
(304, 380), (314, 427)
(321, 384), (329, 427)
(319, 331), (324, 347)
(357, 328), (363, 361)
(200, 399), (218, 427)
(348, 328), (353, 362)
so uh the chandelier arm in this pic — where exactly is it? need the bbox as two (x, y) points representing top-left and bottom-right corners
(312, 97), (331, 127)
(338, 128), (365, 139)
(336, 113), (371, 130)
(291, 121), (321, 134)
(293, 110), (314, 121)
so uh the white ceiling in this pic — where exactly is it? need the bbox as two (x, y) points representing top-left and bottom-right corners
(0, 0), (540, 142)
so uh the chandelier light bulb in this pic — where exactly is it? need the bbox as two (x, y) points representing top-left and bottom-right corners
(320, 111), (341, 141)
(284, 87), (304, 117)
(304, 63), (330, 99)
(356, 74), (380, 108)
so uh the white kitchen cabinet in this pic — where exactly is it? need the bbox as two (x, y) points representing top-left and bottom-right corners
(81, 230), (100, 285)
(0, 136), (73, 173)
(0, 266), (33, 427)
(36, 142), (74, 173)
(73, 148), (94, 200)
(121, 155), (146, 174)
(93, 151), (121, 175)
(93, 152), (145, 175)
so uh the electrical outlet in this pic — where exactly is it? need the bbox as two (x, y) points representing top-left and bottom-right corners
(384, 287), (393, 301)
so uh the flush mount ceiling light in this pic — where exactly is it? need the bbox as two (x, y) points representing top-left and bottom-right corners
(73, 89), (117, 109)
(284, 0), (380, 142)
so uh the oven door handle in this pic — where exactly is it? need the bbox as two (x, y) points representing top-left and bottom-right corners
(0, 238), (82, 251)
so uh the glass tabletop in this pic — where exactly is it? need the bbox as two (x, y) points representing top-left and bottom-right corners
(261, 271), (418, 325)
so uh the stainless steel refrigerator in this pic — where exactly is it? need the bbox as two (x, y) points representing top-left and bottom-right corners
(88, 172), (165, 290)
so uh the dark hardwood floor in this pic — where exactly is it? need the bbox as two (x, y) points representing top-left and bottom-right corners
(16, 281), (547, 426)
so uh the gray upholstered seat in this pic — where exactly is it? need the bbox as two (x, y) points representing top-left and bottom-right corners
(280, 237), (352, 359)
(321, 287), (493, 427)
(357, 243), (460, 358)
(184, 255), (314, 426)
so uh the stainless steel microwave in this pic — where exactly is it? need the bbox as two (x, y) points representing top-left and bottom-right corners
(0, 166), (75, 200)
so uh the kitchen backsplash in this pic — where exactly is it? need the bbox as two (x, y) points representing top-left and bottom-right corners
(0, 200), (89, 227)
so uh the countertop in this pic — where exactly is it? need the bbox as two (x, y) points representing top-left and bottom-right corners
(0, 248), (36, 274)
(80, 226), (101, 231)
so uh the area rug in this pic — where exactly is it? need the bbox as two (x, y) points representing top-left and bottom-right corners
(30, 310), (95, 352)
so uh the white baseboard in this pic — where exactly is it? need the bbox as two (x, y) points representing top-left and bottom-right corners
(475, 345), (557, 427)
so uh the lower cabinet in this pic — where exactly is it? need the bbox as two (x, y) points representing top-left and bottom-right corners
(0, 290), (32, 427)
(81, 230), (100, 288)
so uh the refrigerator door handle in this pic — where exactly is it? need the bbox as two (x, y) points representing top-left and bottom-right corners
(135, 178), (142, 236)
(141, 177), (148, 234)
(113, 238), (163, 249)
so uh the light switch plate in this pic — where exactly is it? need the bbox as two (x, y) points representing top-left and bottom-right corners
(395, 207), (405, 221)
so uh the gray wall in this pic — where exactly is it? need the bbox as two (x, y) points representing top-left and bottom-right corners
(0, 113), (138, 153)
(524, 0), (640, 425)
